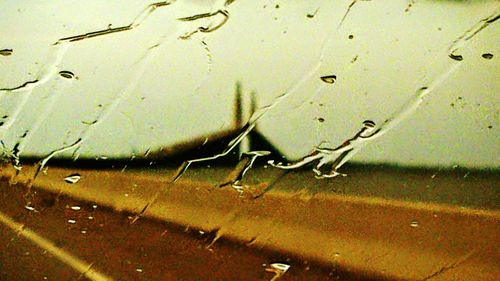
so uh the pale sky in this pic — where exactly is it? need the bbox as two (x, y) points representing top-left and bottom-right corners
(0, 0), (498, 168)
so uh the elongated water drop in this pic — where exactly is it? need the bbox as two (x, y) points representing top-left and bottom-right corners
(24, 206), (36, 211)
(448, 53), (463, 61)
(320, 75), (337, 84)
(362, 120), (376, 128)
(482, 53), (493, 59)
(64, 173), (81, 184)
(270, 263), (290, 272)
(265, 263), (291, 280)
(0, 49), (13, 56)
(59, 70), (75, 79)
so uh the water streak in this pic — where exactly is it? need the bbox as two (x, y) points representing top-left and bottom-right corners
(34, 138), (82, 179)
(0, 43), (70, 141)
(447, 8), (499, 59)
(169, 2), (342, 181)
(270, 62), (463, 178)
(71, 33), (178, 159)
(0, 211), (113, 281)
(178, 10), (230, 39)
(14, 76), (74, 159)
(0, 1), (175, 166)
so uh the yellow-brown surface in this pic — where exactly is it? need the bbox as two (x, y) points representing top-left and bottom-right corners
(0, 164), (499, 280)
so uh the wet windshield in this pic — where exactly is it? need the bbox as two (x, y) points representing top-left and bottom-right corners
(1, 1), (499, 280)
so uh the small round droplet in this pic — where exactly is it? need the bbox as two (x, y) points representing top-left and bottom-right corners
(481, 53), (493, 60)
(64, 173), (81, 184)
(410, 221), (419, 228)
(348, 34), (354, 39)
(68, 219), (76, 224)
(70, 206), (81, 211)
(136, 268), (143, 273)
(448, 53), (463, 61)
(320, 75), (337, 84)
(0, 49), (13, 56)
(318, 117), (325, 123)
(59, 70), (75, 79)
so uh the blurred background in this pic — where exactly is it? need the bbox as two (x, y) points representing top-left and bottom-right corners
(0, 0), (498, 168)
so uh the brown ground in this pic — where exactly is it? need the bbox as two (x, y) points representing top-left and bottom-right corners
(0, 164), (499, 281)
(0, 180), (356, 281)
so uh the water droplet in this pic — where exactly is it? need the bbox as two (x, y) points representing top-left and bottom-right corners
(275, 4), (279, 9)
(24, 206), (36, 211)
(410, 221), (419, 228)
(348, 34), (354, 39)
(362, 120), (376, 128)
(92, 204), (98, 209)
(482, 53), (493, 60)
(58, 70), (75, 79)
(270, 263), (290, 273)
(320, 75), (337, 84)
(334, 252), (341, 258)
(70, 206), (81, 211)
(136, 268), (143, 273)
(318, 117), (325, 123)
(81, 230), (87, 234)
(88, 216), (94, 220)
(448, 53), (463, 61)
(64, 173), (81, 184)
(0, 49), (13, 56)
(265, 263), (290, 278)
(67, 219), (76, 224)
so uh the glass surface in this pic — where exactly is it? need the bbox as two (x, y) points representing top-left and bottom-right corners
(0, 1), (498, 280)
